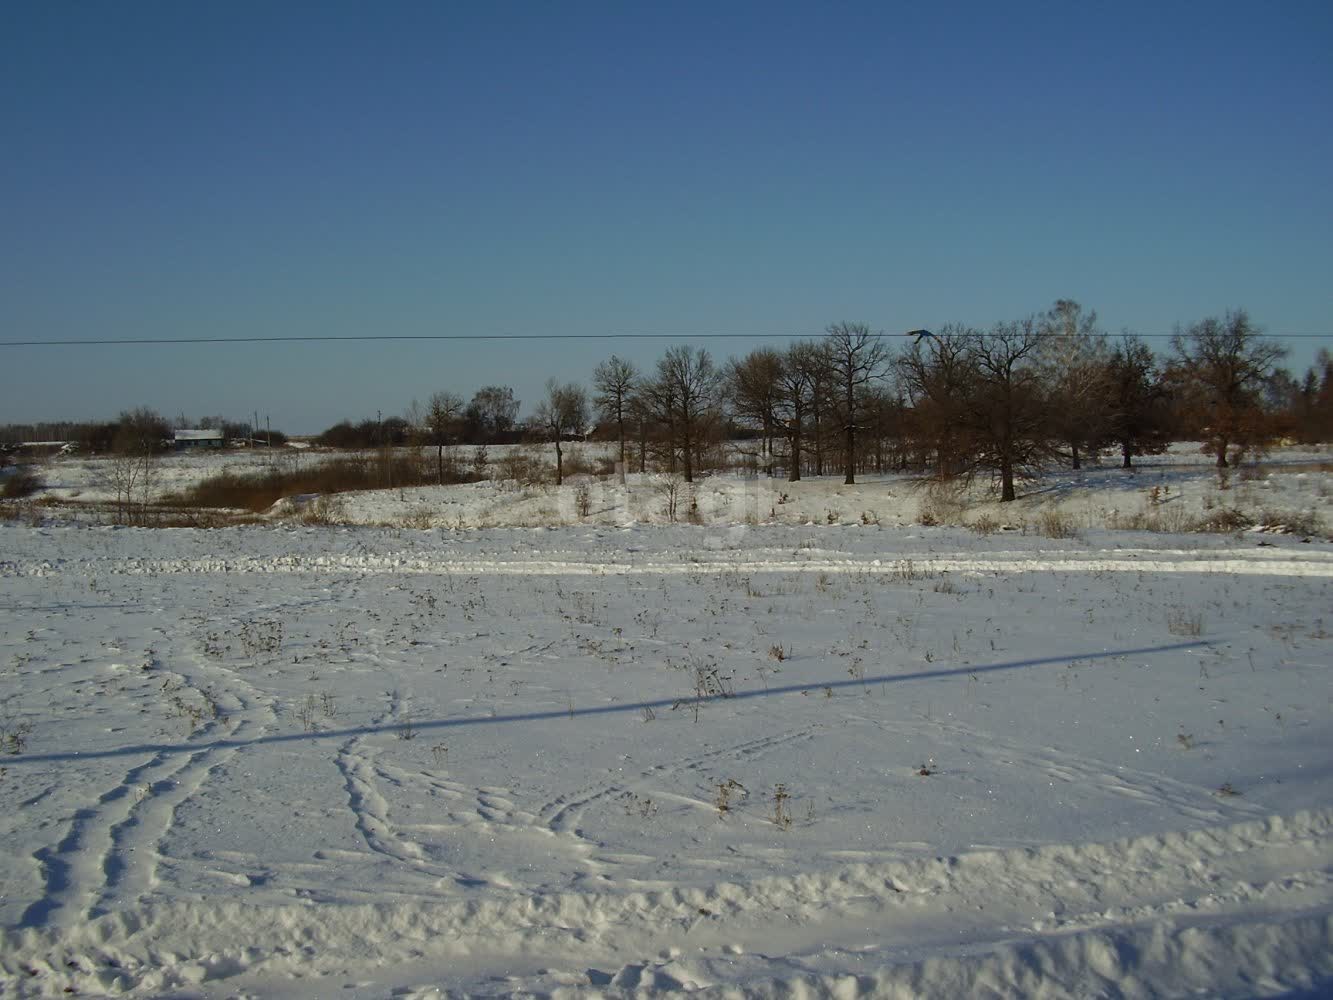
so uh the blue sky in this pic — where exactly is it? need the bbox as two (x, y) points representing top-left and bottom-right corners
(3, 1), (1330, 433)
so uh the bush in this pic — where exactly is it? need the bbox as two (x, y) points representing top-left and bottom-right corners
(496, 448), (549, 485)
(1034, 510), (1079, 538)
(1251, 508), (1326, 537)
(1, 468), (43, 499)
(167, 454), (480, 512)
(1192, 508), (1254, 533)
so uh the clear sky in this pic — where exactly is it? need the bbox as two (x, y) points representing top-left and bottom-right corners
(3, 1), (1330, 433)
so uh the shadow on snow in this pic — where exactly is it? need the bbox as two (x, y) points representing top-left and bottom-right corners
(7, 640), (1212, 767)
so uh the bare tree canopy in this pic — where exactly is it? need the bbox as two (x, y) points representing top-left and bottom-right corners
(649, 345), (721, 483)
(424, 391), (464, 484)
(1170, 309), (1287, 467)
(773, 341), (822, 482)
(534, 380), (589, 485)
(1037, 299), (1110, 470)
(898, 321), (1054, 501)
(592, 355), (639, 476)
(1103, 336), (1170, 469)
(825, 322), (891, 484)
(727, 348), (784, 477)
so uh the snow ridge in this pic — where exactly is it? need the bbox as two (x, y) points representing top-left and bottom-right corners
(3, 809), (1330, 996)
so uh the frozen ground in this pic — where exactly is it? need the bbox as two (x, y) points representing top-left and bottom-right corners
(1, 518), (1331, 997)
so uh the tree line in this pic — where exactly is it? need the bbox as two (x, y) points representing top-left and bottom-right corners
(5, 302), (1329, 502)
(373, 302), (1330, 497)
(0, 410), (286, 454)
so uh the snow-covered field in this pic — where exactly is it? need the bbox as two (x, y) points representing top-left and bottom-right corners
(1, 449), (1331, 997)
(14, 441), (1333, 536)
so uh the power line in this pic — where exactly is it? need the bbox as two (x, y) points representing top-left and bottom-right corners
(1, 331), (1329, 348)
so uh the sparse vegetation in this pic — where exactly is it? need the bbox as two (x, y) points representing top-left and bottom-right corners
(771, 783), (792, 829)
(1, 468), (43, 499)
(1167, 607), (1205, 637)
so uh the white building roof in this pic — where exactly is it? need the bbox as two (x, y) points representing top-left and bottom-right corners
(174, 429), (225, 441)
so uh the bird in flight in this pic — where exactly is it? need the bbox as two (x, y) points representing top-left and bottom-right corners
(904, 329), (935, 344)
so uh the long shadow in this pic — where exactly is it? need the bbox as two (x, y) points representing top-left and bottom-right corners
(6, 640), (1211, 766)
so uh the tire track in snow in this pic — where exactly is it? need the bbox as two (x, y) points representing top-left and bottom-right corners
(93, 676), (278, 915)
(925, 717), (1268, 826)
(21, 662), (281, 929)
(4, 808), (1329, 997)
(540, 726), (819, 839)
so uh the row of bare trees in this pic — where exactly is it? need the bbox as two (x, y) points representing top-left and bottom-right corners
(568, 303), (1316, 500)
(356, 301), (1326, 501)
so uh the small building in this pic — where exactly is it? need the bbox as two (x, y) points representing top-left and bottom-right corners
(174, 429), (224, 450)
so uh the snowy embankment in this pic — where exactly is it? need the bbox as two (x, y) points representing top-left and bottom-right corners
(15, 441), (1333, 534)
(1, 524), (1330, 997)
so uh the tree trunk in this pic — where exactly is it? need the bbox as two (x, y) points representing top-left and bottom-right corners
(812, 394), (823, 476)
(1121, 440), (1133, 469)
(789, 407), (802, 483)
(437, 443), (444, 485)
(555, 439), (563, 486)
(844, 421), (855, 485)
(1070, 439), (1081, 470)
(843, 373), (856, 485)
(1000, 460), (1016, 502)
(1216, 440), (1229, 468)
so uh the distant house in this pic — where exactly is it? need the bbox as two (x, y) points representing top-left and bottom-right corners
(174, 429), (224, 450)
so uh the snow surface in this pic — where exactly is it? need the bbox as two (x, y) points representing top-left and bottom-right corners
(1, 505), (1331, 997)
(21, 442), (1333, 535)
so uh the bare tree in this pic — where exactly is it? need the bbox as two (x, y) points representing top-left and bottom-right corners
(628, 388), (653, 474)
(775, 342), (820, 482)
(1103, 336), (1171, 469)
(592, 355), (639, 481)
(650, 346), (721, 483)
(106, 408), (168, 524)
(534, 380), (589, 486)
(897, 325), (980, 481)
(899, 322), (1053, 501)
(825, 322), (891, 484)
(424, 391), (463, 484)
(727, 348), (784, 476)
(967, 320), (1055, 500)
(1037, 299), (1109, 469)
(1170, 309), (1287, 467)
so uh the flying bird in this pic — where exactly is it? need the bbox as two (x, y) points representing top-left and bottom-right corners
(905, 329), (935, 344)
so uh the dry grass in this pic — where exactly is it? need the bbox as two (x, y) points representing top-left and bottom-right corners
(1192, 508), (1255, 533)
(1166, 607), (1204, 637)
(1033, 509), (1080, 539)
(167, 454), (479, 512)
(917, 480), (968, 526)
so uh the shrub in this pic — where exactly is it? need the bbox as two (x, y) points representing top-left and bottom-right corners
(1192, 508), (1254, 533)
(496, 448), (549, 485)
(1252, 508), (1326, 537)
(1166, 607), (1204, 637)
(968, 514), (1000, 535)
(167, 454), (477, 512)
(1, 468), (43, 499)
(1034, 510), (1079, 538)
